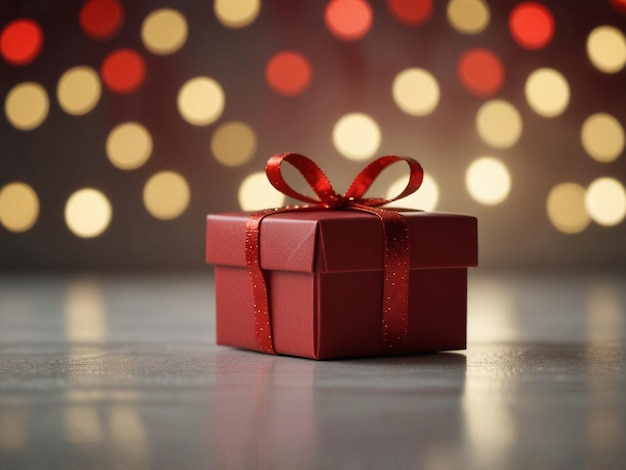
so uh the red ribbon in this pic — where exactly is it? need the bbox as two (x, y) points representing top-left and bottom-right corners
(246, 153), (424, 355)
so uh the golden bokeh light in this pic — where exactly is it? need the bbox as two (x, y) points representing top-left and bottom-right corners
(447, 0), (490, 35)
(143, 171), (190, 220)
(385, 173), (439, 211)
(0, 182), (39, 232)
(211, 121), (257, 167)
(392, 68), (440, 116)
(476, 99), (523, 149)
(587, 26), (626, 73)
(332, 113), (381, 161)
(57, 66), (101, 115)
(466, 157), (511, 205)
(525, 68), (570, 117)
(546, 183), (590, 234)
(65, 188), (112, 238)
(5, 82), (49, 130)
(141, 8), (188, 55)
(585, 177), (626, 227)
(581, 113), (624, 163)
(238, 171), (285, 211)
(106, 122), (153, 170)
(177, 77), (225, 126)
(214, 0), (260, 28)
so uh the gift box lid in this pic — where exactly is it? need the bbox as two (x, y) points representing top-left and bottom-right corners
(206, 210), (477, 273)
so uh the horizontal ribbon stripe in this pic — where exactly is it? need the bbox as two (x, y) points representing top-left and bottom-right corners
(246, 153), (424, 355)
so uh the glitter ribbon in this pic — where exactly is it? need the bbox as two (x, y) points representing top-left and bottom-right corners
(246, 153), (424, 355)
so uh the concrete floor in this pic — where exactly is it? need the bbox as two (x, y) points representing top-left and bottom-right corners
(0, 271), (624, 469)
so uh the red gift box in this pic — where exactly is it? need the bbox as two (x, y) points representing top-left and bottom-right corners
(206, 209), (477, 359)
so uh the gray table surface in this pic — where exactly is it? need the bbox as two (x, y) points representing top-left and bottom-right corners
(0, 271), (625, 469)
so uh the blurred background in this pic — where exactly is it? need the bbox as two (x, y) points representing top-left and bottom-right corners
(0, 0), (625, 272)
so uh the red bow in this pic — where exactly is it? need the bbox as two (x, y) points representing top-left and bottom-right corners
(246, 153), (424, 355)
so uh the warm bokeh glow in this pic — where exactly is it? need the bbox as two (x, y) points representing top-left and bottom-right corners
(79, 0), (124, 40)
(387, 0), (433, 26)
(214, 0), (261, 28)
(143, 171), (190, 220)
(141, 8), (188, 55)
(265, 51), (312, 96)
(457, 48), (504, 97)
(100, 49), (146, 94)
(211, 121), (256, 167)
(585, 178), (626, 227)
(57, 66), (101, 115)
(64, 280), (108, 343)
(610, 0), (626, 14)
(581, 113), (624, 163)
(0, 19), (43, 65)
(332, 113), (381, 161)
(509, 2), (554, 50)
(447, 0), (490, 35)
(0, 182), (39, 232)
(546, 183), (590, 234)
(106, 122), (153, 170)
(586, 26), (626, 73)
(476, 100), (522, 149)
(177, 77), (225, 126)
(65, 188), (112, 238)
(238, 172), (285, 211)
(325, 0), (373, 41)
(525, 68), (569, 117)
(392, 68), (440, 116)
(466, 157), (511, 205)
(385, 173), (439, 211)
(5, 82), (49, 131)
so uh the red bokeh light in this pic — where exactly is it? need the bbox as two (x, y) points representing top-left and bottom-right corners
(265, 51), (312, 96)
(457, 48), (505, 97)
(101, 49), (146, 94)
(80, 0), (124, 40)
(609, 0), (626, 14)
(0, 19), (43, 66)
(387, 0), (432, 26)
(509, 2), (555, 50)
(325, 0), (373, 41)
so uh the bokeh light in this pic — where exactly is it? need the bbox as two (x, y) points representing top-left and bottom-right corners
(525, 68), (569, 117)
(610, 0), (626, 14)
(65, 188), (112, 238)
(238, 172), (285, 211)
(79, 0), (124, 40)
(214, 0), (261, 28)
(143, 171), (190, 220)
(265, 51), (312, 96)
(325, 0), (373, 41)
(385, 173), (439, 211)
(211, 121), (257, 167)
(106, 122), (153, 170)
(100, 49), (146, 94)
(392, 68), (440, 116)
(466, 157), (511, 205)
(447, 0), (490, 35)
(581, 113), (624, 163)
(141, 8), (188, 55)
(5, 82), (49, 131)
(509, 2), (554, 50)
(457, 48), (504, 97)
(332, 113), (381, 161)
(585, 177), (626, 227)
(476, 99), (523, 149)
(586, 26), (626, 73)
(177, 77), (225, 126)
(387, 0), (433, 26)
(546, 183), (590, 234)
(0, 19), (43, 65)
(0, 182), (39, 233)
(57, 66), (101, 115)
